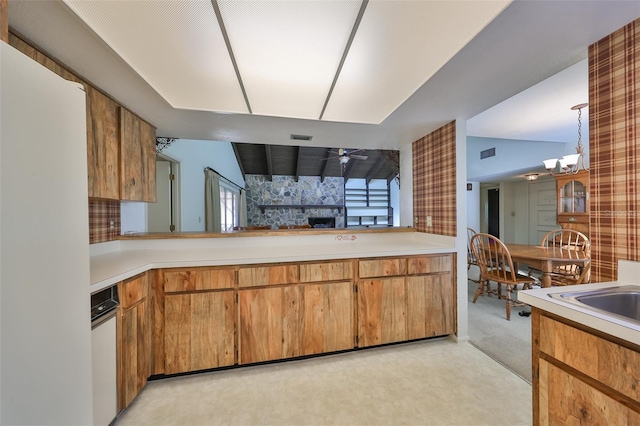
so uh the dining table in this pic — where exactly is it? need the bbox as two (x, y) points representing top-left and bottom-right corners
(506, 243), (590, 288)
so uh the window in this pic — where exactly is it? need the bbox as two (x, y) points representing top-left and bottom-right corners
(220, 185), (240, 231)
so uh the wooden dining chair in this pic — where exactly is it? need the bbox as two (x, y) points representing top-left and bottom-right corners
(540, 229), (591, 285)
(470, 233), (536, 320)
(466, 227), (481, 283)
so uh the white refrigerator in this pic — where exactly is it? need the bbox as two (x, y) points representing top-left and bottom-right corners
(0, 41), (94, 424)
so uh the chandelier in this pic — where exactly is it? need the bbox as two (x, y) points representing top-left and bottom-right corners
(543, 103), (589, 175)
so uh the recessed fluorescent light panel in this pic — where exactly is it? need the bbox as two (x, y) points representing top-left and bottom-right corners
(62, 0), (512, 124)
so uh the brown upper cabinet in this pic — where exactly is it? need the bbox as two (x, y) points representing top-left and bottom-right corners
(120, 108), (156, 202)
(87, 86), (120, 199)
(9, 32), (156, 202)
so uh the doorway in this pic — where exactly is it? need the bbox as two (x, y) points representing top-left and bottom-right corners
(147, 155), (180, 232)
(488, 188), (500, 238)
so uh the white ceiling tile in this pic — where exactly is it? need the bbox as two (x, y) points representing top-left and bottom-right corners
(218, 0), (362, 120)
(322, 0), (512, 124)
(64, 0), (248, 113)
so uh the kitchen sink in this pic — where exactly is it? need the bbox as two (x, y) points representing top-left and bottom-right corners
(549, 285), (640, 325)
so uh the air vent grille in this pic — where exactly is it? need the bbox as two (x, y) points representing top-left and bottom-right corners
(290, 134), (313, 141)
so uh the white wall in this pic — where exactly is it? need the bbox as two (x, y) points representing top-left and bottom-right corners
(120, 139), (245, 232)
(455, 120), (469, 342)
(163, 139), (244, 231)
(467, 136), (570, 181)
(399, 143), (414, 227)
(466, 181), (480, 232)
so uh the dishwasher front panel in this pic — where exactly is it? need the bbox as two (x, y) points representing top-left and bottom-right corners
(91, 313), (117, 426)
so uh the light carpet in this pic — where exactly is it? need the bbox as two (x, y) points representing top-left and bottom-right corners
(466, 267), (532, 383)
(115, 339), (531, 426)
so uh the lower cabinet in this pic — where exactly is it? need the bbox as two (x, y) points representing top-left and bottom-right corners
(238, 281), (354, 364)
(357, 255), (454, 348)
(162, 267), (236, 375)
(164, 291), (235, 374)
(116, 273), (150, 412)
(533, 310), (640, 424)
(358, 277), (407, 347)
(406, 275), (454, 340)
(129, 254), (453, 400)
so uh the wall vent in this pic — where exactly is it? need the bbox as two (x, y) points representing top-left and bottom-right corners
(290, 134), (313, 141)
(480, 147), (495, 159)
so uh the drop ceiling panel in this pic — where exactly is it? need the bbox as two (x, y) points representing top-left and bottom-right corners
(217, 0), (362, 120)
(63, 0), (248, 113)
(322, 0), (512, 124)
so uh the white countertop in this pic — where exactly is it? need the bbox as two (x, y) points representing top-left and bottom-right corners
(518, 259), (640, 345)
(90, 231), (455, 293)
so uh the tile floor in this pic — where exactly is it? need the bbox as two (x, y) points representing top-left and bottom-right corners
(115, 338), (532, 426)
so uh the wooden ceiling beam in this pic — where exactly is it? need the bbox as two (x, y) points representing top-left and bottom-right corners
(365, 156), (385, 184)
(264, 144), (273, 181)
(320, 148), (332, 182)
(342, 158), (358, 182)
(295, 146), (302, 182)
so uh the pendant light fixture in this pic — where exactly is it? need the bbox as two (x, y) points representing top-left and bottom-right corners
(543, 103), (589, 175)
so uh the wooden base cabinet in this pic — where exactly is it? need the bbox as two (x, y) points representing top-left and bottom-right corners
(116, 273), (150, 412)
(164, 292), (235, 374)
(238, 281), (354, 364)
(357, 255), (454, 348)
(358, 277), (407, 347)
(162, 268), (236, 375)
(406, 275), (454, 340)
(238, 261), (355, 365)
(533, 309), (640, 424)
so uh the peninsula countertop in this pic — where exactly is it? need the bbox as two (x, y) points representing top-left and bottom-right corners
(90, 230), (456, 293)
(518, 259), (640, 345)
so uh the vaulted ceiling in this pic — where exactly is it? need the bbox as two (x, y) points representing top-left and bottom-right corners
(231, 144), (399, 182)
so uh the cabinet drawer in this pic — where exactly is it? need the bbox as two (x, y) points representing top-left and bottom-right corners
(299, 260), (353, 282)
(238, 265), (298, 287)
(407, 255), (452, 275)
(163, 268), (235, 293)
(119, 273), (146, 309)
(540, 315), (640, 402)
(358, 258), (407, 278)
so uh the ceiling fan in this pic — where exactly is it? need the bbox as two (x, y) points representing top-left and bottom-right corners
(327, 148), (368, 165)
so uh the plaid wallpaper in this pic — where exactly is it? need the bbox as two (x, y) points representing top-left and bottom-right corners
(89, 200), (121, 244)
(412, 121), (457, 237)
(589, 18), (640, 282)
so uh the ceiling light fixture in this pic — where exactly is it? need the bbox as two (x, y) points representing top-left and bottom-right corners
(543, 103), (589, 175)
(524, 173), (539, 181)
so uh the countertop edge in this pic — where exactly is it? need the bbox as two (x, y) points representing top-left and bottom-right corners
(519, 280), (640, 345)
(90, 232), (456, 293)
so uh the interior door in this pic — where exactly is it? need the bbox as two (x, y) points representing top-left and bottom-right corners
(147, 160), (172, 232)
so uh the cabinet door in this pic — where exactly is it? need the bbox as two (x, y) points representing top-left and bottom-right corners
(539, 359), (640, 424)
(357, 278), (406, 347)
(164, 291), (235, 374)
(117, 299), (149, 412)
(87, 86), (119, 199)
(406, 274), (454, 339)
(120, 107), (156, 202)
(300, 281), (354, 355)
(238, 286), (300, 364)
